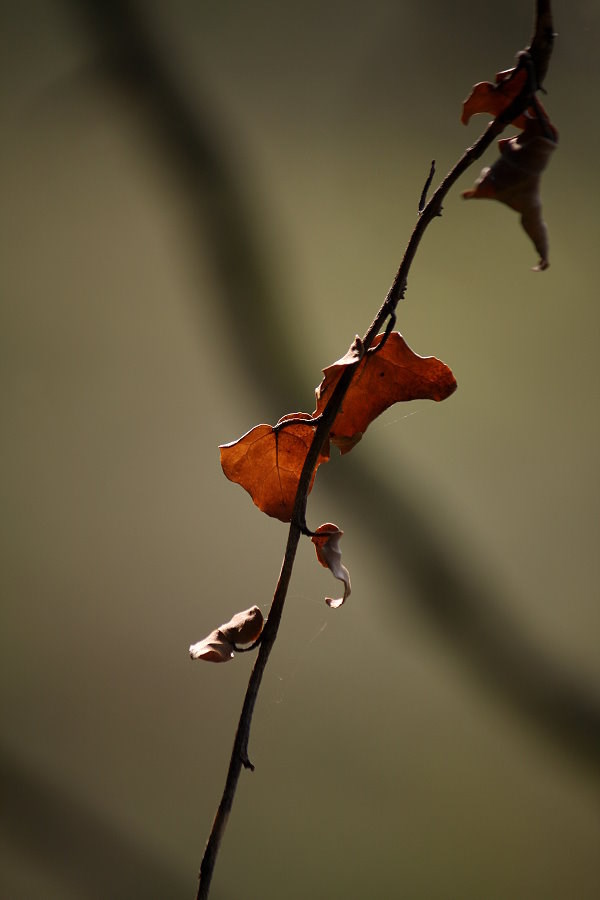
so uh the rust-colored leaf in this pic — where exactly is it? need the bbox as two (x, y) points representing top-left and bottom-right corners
(314, 332), (457, 454)
(463, 117), (557, 270)
(189, 605), (264, 663)
(461, 67), (555, 134)
(311, 524), (351, 608)
(220, 413), (330, 522)
(221, 334), (455, 518)
(462, 68), (530, 128)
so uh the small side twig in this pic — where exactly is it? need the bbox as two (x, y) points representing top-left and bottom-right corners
(418, 160), (436, 213)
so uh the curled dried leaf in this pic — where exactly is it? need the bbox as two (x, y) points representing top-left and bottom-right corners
(189, 605), (264, 663)
(189, 635), (234, 663)
(311, 524), (351, 608)
(220, 605), (265, 645)
(463, 119), (557, 270)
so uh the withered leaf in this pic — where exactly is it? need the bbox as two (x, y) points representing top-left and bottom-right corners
(189, 605), (264, 663)
(461, 67), (555, 134)
(220, 413), (330, 522)
(463, 117), (557, 270)
(314, 332), (457, 454)
(221, 334), (455, 519)
(462, 67), (531, 129)
(311, 524), (351, 608)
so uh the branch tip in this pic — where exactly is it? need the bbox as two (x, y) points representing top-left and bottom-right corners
(418, 160), (436, 213)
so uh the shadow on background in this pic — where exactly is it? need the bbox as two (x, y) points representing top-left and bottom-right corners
(0, 747), (191, 900)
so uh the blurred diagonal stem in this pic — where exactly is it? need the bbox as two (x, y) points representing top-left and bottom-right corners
(62, 2), (600, 898)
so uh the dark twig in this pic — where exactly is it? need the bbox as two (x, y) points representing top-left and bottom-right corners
(377, 50), (542, 318)
(418, 160), (436, 213)
(527, 0), (556, 89)
(198, 21), (554, 897)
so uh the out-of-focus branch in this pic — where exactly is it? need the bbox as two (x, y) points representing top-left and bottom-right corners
(0, 747), (189, 899)
(65, 0), (303, 413)
(328, 454), (600, 771)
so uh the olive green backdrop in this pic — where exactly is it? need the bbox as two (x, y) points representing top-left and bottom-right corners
(2, 2), (599, 898)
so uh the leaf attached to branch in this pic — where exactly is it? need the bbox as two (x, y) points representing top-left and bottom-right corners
(311, 524), (351, 608)
(220, 414), (330, 522)
(463, 118), (557, 270)
(460, 67), (554, 130)
(314, 332), (457, 454)
(221, 333), (456, 519)
(189, 605), (264, 663)
(462, 67), (530, 128)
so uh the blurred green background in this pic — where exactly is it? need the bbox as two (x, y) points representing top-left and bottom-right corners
(2, 1), (599, 898)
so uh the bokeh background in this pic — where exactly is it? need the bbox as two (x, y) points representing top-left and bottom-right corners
(2, 1), (599, 898)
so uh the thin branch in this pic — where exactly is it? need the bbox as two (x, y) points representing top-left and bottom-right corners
(376, 52), (542, 321)
(197, 526), (301, 894)
(197, 35), (550, 899)
(528, 0), (556, 88)
(418, 160), (436, 213)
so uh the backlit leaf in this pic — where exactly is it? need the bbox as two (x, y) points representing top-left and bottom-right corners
(220, 413), (330, 522)
(462, 67), (532, 129)
(314, 332), (457, 454)
(189, 605), (264, 663)
(221, 334), (456, 519)
(461, 66), (555, 135)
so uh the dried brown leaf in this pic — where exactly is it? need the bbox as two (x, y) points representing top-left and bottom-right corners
(311, 524), (351, 608)
(220, 414), (330, 522)
(314, 332), (457, 454)
(463, 118), (557, 270)
(189, 605), (264, 663)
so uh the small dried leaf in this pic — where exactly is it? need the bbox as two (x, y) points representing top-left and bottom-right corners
(220, 605), (264, 645)
(314, 332), (456, 454)
(462, 68), (530, 128)
(220, 414), (330, 522)
(311, 523), (351, 608)
(463, 118), (557, 270)
(461, 67), (555, 134)
(190, 606), (264, 663)
(189, 633), (234, 663)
